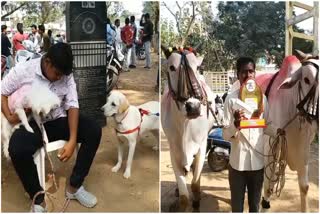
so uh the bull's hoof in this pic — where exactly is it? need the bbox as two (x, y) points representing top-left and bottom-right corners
(169, 200), (179, 212)
(169, 197), (188, 212)
(261, 197), (270, 209)
(192, 200), (200, 212)
(175, 188), (179, 197)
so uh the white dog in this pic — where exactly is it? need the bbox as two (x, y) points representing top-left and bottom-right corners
(101, 90), (159, 179)
(1, 80), (61, 159)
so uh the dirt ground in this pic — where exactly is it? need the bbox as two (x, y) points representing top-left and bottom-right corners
(1, 53), (160, 212)
(161, 129), (319, 212)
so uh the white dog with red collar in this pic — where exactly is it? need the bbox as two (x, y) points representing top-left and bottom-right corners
(101, 90), (159, 179)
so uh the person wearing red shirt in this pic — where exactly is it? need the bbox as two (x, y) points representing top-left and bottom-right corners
(121, 18), (134, 71)
(12, 23), (28, 56)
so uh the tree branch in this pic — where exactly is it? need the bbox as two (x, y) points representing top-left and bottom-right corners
(181, 1), (196, 46)
(1, 2), (27, 19)
(162, 2), (183, 43)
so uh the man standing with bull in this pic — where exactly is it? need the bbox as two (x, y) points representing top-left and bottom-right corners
(223, 57), (285, 212)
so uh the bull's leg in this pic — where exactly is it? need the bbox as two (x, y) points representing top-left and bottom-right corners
(170, 149), (189, 212)
(261, 167), (274, 211)
(298, 165), (309, 212)
(191, 147), (206, 212)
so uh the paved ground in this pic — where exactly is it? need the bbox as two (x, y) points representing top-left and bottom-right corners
(1, 53), (160, 212)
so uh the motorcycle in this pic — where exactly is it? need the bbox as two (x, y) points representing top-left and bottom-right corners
(15, 40), (42, 64)
(107, 43), (123, 94)
(206, 96), (231, 172)
(135, 41), (146, 60)
(206, 127), (231, 172)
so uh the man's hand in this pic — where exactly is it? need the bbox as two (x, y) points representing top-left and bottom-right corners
(8, 108), (32, 126)
(57, 140), (77, 162)
(233, 109), (245, 129)
(7, 113), (21, 125)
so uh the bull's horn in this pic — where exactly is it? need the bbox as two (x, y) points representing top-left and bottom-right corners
(295, 49), (313, 62)
(161, 45), (172, 59)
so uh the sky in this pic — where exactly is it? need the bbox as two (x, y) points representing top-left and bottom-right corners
(121, 0), (144, 17)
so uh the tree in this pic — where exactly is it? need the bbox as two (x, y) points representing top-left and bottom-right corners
(213, 2), (286, 67)
(143, 1), (159, 32)
(162, 1), (198, 46)
(23, 2), (65, 26)
(1, 2), (64, 27)
(1, 2), (28, 20)
(106, 2), (124, 21)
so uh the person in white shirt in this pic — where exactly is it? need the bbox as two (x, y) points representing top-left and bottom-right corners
(29, 24), (40, 52)
(222, 57), (285, 212)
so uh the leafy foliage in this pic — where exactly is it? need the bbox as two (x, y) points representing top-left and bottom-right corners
(213, 2), (286, 67)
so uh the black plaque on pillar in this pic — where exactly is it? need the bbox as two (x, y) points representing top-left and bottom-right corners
(66, 2), (106, 42)
(73, 66), (106, 127)
(70, 41), (107, 127)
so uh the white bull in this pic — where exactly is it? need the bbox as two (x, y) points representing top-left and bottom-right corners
(256, 51), (319, 212)
(161, 46), (217, 211)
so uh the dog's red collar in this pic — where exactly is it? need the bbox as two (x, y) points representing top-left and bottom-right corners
(115, 108), (150, 135)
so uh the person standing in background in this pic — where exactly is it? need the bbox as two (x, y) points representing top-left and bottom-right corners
(121, 17), (134, 72)
(29, 24), (41, 52)
(129, 15), (137, 69)
(140, 13), (153, 69)
(48, 29), (55, 46)
(12, 23), (28, 56)
(1, 25), (13, 70)
(38, 25), (51, 53)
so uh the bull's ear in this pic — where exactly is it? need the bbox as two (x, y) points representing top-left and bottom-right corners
(161, 45), (171, 59)
(279, 67), (302, 89)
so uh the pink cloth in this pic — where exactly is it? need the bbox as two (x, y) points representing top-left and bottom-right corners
(8, 84), (32, 113)
(12, 32), (28, 51)
(256, 56), (301, 104)
(2, 57), (79, 122)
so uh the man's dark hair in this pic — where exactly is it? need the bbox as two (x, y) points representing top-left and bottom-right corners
(1, 24), (7, 32)
(125, 17), (130, 25)
(38, 24), (45, 32)
(48, 29), (52, 36)
(17, 23), (23, 33)
(115, 19), (120, 24)
(144, 13), (150, 19)
(236, 57), (256, 73)
(31, 24), (37, 30)
(45, 43), (73, 75)
(130, 15), (135, 23)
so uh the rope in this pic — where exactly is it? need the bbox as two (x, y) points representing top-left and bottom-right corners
(33, 118), (71, 212)
(243, 112), (300, 197)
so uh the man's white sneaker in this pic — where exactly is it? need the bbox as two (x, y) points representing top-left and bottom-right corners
(65, 186), (97, 208)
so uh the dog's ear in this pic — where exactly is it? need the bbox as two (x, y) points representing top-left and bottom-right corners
(118, 98), (130, 114)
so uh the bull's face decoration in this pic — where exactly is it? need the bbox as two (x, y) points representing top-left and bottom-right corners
(162, 46), (205, 119)
(280, 50), (319, 122)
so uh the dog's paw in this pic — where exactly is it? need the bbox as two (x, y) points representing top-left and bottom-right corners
(25, 126), (34, 133)
(111, 164), (121, 173)
(123, 170), (131, 179)
(152, 145), (159, 151)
